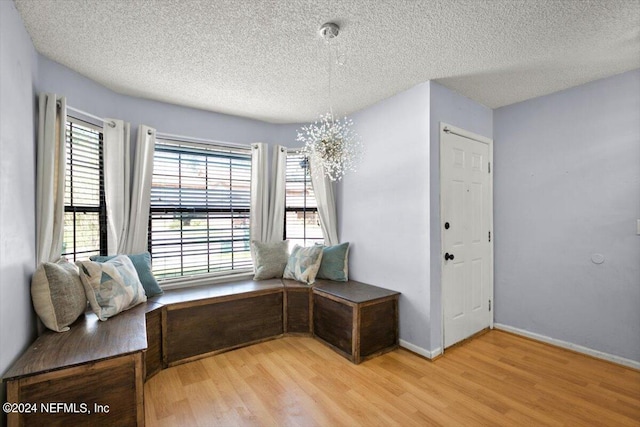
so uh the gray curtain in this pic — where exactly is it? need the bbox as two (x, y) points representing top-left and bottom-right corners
(121, 125), (156, 253)
(250, 142), (269, 243)
(266, 145), (287, 242)
(35, 93), (67, 263)
(310, 155), (339, 245)
(103, 119), (131, 254)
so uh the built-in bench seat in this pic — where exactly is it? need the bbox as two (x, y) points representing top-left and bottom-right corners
(156, 279), (284, 366)
(282, 278), (313, 335)
(3, 278), (399, 426)
(3, 302), (157, 426)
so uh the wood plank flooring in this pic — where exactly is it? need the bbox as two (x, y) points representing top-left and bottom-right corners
(144, 330), (640, 426)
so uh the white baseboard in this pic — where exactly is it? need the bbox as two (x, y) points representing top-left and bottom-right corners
(494, 323), (640, 370)
(399, 340), (442, 359)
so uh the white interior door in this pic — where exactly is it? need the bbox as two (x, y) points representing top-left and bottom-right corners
(441, 123), (493, 349)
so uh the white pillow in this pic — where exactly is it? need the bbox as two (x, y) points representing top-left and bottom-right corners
(77, 255), (147, 321)
(283, 245), (324, 284)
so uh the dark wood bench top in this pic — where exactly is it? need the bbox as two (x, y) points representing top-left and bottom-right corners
(151, 278), (283, 306)
(3, 302), (157, 381)
(282, 279), (312, 289)
(313, 279), (400, 303)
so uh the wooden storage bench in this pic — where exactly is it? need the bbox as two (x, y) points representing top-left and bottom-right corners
(282, 279), (312, 335)
(2, 302), (155, 427)
(154, 279), (284, 366)
(3, 277), (400, 426)
(312, 279), (400, 364)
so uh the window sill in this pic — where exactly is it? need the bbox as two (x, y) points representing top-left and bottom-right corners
(158, 270), (254, 291)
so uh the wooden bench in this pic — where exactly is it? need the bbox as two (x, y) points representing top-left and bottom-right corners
(153, 279), (284, 366)
(2, 302), (157, 426)
(282, 279), (313, 335)
(3, 278), (399, 426)
(313, 279), (400, 364)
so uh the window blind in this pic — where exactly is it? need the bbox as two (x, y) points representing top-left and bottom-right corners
(284, 151), (323, 247)
(149, 139), (252, 279)
(63, 118), (107, 261)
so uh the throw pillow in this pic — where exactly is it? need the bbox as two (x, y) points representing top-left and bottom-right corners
(31, 258), (87, 332)
(90, 252), (163, 297)
(252, 240), (290, 280)
(77, 255), (147, 321)
(316, 242), (350, 282)
(283, 244), (324, 284)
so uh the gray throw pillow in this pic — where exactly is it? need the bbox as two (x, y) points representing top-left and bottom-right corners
(31, 258), (87, 332)
(252, 240), (289, 280)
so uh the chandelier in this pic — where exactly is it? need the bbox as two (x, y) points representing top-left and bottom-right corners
(297, 22), (362, 182)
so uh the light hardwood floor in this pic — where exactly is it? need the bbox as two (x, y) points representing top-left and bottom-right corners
(144, 330), (640, 426)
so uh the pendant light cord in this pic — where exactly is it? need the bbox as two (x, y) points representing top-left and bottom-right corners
(327, 37), (334, 123)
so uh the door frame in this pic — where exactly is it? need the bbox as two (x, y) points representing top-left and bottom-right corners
(439, 122), (494, 352)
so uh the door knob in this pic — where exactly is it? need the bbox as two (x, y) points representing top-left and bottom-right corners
(444, 253), (454, 261)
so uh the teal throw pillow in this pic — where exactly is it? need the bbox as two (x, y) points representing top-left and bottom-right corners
(283, 245), (324, 284)
(90, 252), (163, 297)
(316, 242), (350, 282)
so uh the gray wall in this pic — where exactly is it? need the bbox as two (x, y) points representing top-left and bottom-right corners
(37, 56), (281, 146)
(339, 83), (432, 350)
(0, 1), (39, 423)
(428, 82), (493, 351)
(494, 69), (640, 362)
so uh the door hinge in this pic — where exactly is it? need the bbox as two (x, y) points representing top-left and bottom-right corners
(488, 231), (491, 242)
(488, 162), (491, 173)
(489, 299), (492, 312)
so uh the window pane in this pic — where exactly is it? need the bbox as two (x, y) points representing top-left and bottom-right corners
(285, 153), (317, 209)
(285, 151), (322, 247)
(150, 140), (251, 279)
(285, 211), (323, 249)
(63, 211), (101, 261)
(63, 119), (105, 261)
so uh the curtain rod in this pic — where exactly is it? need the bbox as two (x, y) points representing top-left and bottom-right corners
(155, 131), (252, 150)
(64, 104), (116, 128)
(443, 126), (486, 144)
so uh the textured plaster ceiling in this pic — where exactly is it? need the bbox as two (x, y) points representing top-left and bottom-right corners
(14, 0), (640, 123)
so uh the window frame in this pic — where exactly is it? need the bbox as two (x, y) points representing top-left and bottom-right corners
(148, 138), (253, 284)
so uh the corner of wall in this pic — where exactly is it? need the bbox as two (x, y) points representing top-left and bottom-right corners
(0, 3), (39, 424)
(339, 83), (432, 350)
(427, 81), (494, 352)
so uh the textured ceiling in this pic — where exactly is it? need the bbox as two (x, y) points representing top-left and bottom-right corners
(14, 0), (640, 123)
